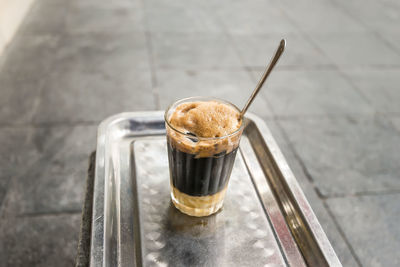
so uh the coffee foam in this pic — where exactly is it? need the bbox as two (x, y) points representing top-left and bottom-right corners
(167, 101), (243, 157)
(169, 101), (241, 138)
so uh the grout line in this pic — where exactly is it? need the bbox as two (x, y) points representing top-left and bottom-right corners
(264, 111), (391, 121)
(325, 0), (370, 31)
(272, 113), (372, 120)
(199, 2), (258, 74)
(271, 100), (364, 265)
(385, 115), (400, 135)
(248, 64), (400, 71)
(273, 119), (315, 183)
(139, 0), (160, 110)
(3, 112), (396, 129)
(0, 2), (78, 218)
(203, 2), (249, 69)
(0, 120), (100, 128)
(299, 36), (375, 108)
(371, 31), (400, 57)
(205, 7), (279, 116)
(252, 2), (383, 122)
(28, 1), (71, 125)
(273, 0), (383, 110)
(144, 31), (161, 110)
(320, 189), (400, 200)
(135, 64), (400, 71)
(329, 0), (400, 57)
(0, 107), (398, 130)
(0, 126), (74, 218)
(274, 110), (363, 267)
(273, 111), (400, 120)
(335, 69), (375, 106)
(268, 6), (365, 264)
(18, 209), (82, 218)
(322, 200), (363, 267)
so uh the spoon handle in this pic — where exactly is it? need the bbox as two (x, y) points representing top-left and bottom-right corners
(240, 39), (286, 118)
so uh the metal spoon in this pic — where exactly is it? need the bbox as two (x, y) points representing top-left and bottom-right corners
(240, 39), (286, 118)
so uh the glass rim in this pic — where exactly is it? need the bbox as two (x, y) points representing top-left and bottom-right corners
(164, 96), (245, 141)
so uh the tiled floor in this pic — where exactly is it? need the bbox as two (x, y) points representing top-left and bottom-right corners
(0, 0), (399, 266)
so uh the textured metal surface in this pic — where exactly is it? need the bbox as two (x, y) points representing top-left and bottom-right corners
(90, 111), (341, 267)
(135, 140), (285, 267)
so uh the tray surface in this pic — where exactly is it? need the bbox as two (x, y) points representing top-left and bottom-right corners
(135, 140), (285, 266)
(90, 112), (341, 267)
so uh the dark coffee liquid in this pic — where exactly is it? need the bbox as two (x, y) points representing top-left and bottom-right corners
(167, 141), (238, 196)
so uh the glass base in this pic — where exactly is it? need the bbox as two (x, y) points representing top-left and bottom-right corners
(171, 186), (227, 217)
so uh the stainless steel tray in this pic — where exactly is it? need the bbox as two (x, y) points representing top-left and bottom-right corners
(90, 111), (341, 267)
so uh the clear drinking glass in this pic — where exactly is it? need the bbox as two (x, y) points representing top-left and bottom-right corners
(164, 97), (244, 217)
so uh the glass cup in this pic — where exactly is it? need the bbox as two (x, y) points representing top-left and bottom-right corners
(164, 97), (244, 217)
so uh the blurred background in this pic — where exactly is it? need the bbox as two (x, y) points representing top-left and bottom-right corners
(0, 0), (399, 266)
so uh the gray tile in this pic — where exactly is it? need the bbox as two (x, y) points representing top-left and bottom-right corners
(209, 0), (297, 35)
(0, 127), (50, 210)
(156, 69), (273, 118)
(9, 125), (96, 215)
(33, 65), (154, 123)
(332, 0), (400, 33)
(144, 0), (223, 33)
(12, 169), (86, 215)
(0, 172), (12, 214)
(35, 0), (71, 5)
(381, 0), (400, 7)
(66, 7), (145, 34)
(145, 0), (203, 10)
(380, 32), (400, 54)
(70, 0), (141, 10)
(280, 115), (400, 197)
(151, 33), (243, 69)
(1, 34), (60, 78)
(232, 34), (333, 68)
(0, 35), (57, 123)
(251, 70), (374, 117)
(311, 32), (400, 67)
(279, 0), (365, 34)
(344, 70), (400, 113)
(327, 194), (400, 267)
(390, 117), (400, 131)
(56, 31), (149, 71)
(0, 71), (43, 124)
(0, 214), (81, 267)
(0, 128), (42, 177)
(266, 119), (360, 266)
(0, 127), (49, 213)
(45, 125), (97, 164)
(19, 0), (68, 35)
(0, 34), (60, 124)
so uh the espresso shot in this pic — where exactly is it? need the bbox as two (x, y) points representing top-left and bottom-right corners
(165, 97), (244, 217)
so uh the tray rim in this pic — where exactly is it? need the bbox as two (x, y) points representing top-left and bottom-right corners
(90, 111), (341, 267)
(243, 114), (341, 267)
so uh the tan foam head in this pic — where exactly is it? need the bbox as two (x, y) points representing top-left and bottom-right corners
(169, 101), (241, 138)
(166, 101), (243, 157)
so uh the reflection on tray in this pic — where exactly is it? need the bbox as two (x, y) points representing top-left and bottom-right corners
(157, 202), (224, 266)
(165, 201), (220, 235)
